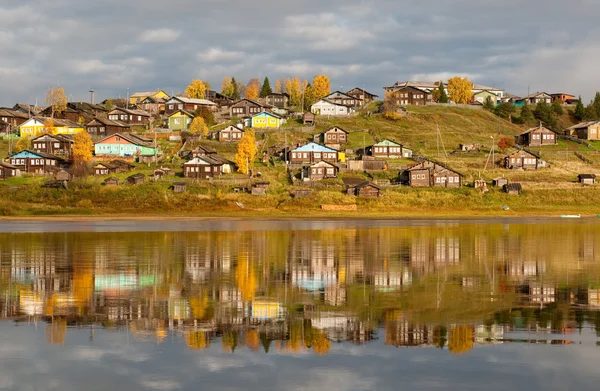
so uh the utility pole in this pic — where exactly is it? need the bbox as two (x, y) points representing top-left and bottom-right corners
(491, 136), (495, 173)
(126, 88), (130, 109)
(89, 88), (95, 105)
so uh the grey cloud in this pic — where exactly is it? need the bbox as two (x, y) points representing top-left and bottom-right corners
(1, 0), (599, 106)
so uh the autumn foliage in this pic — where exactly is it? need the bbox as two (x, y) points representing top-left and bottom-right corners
(185, 79), (208, 99)
(447, 77), (474, 104)
(244, 78), (261, 100)
(43, 119), (56, 135)
(498, 137), (515, 150)
(72, 131), (93, 176)
(448, 326), (474, 355)
(189, 116), (208, 136)
(312, 75), (331, 100)
(45, 87), (67, 118)
(235, 129), (257, 175)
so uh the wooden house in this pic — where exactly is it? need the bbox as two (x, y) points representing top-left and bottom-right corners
(578, 174), (596, 185)
(167, 110), (194, 131)
(7, 150), (66, 174)
(128, 90), (169, 105)
(504, 183), (522, 195)
(183, 156), (225, 179)
(305, 161), (339, 181)
(264, 93), (289, 108)
(164, 96), (217, 115)
(565, 121), (600, 140)
(347, 181), (381, 197)
(515, 92), (552, 105)
(289, 142), (339, 164)
(138, 96), (166, 115)
(504, 149), (542, 170)
(516, 124), (557, 146)
(217, 125), (244, 142)
(205, 90), (234, 109)
(93, 160), (135, 175)
(39, 102), (107, 122)
(31, 134), (73, 157)
(386, 86), (429, 106)
(303, 112), (316, 126)
(125, 173), (145, 185)
(0, 162), (20, 180)
(94, 133), (157, 158)
(172, 182), (187, 193)
(107, 107), (151, 126)
(492, 177), (508, 187)
(367, 139), (412, 158)
(551, 93), (575, 104)
(19, 117), (84, 137)
(346, 88), (378, 106)
(323, 91), (362, 107)
(405, 160), (462, 188)
(314, 126), (349, 148)
(251, 111), (282, 128)
(230, 98), (270, 117)
(86, 117), (130, 138)
(0, 108), (30, 128)
(310, 99), (355, 116)
(472, 90), (499, 105)
(103, 177), (119, 186)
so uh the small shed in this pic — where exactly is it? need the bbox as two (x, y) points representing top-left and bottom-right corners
(54, 169), (73, 181)
(251, 181), (270, 196)
(578, 174), (596, 185)
(347, 181), (381, 197)
(104, 177), (119, 186)
(492, 177), (508, 188)
(126, 173), (145, 185)
(504, 183), (522, 195)
(460, 143), (480, 152)
(294, 190), (313, 198)
(172, 182), (187, 193)
(303, 112), (316, 126)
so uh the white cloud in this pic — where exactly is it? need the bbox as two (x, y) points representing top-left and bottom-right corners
(139, 378), (181, 390)
(198, 47), (244, 63)
(138, 28), (181, 43)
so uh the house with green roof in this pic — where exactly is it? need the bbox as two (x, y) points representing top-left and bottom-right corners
(366, 139), (412, 158)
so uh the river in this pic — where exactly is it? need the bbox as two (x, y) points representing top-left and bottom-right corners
(0, 219), (599, 390)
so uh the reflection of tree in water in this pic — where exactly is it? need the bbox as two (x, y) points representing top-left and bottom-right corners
(46, 317), (67, 345)
(448, 326), (474, 355)
(245, 330), (260, 351)
(222, 331), (239, 353)
(186, 331), (209, 350)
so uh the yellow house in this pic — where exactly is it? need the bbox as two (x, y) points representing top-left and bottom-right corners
(251, 111), (282, 128)
(251, 300), (283, 320)
(19, 117), (84, 137)
(129, 90), (169, 105)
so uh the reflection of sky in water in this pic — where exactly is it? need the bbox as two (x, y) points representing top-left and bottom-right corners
(1, 323), (600, 391)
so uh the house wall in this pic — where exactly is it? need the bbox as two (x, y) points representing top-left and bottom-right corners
(31, 138), (72, 156)
(308, 165), (337, 181)
(323, 129), (347, 145)
(505, 153), (539, 169)
(168, 113), (192, 131)
(409, 168), (431, 187)
(311, 101), (352, 116)
(8, 153), (59, 174)
(184, 164), (222, 179)
(390, 87), (428, 106)
(357, 186), (380, 197)
(218, 129), (243, 141)
(252, 114), (280, 128)
(230, 101), (263, 117)
(289, 151), (338, 164)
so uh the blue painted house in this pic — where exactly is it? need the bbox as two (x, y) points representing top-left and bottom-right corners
(7, 150), (66, 174)
(94, 133), (157, 158)
(289, 142), (340, 164)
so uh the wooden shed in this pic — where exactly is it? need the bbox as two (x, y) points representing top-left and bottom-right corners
(492, 177), (508, 188)
(504, 183), (522, 195)
(103, 177), (119, 186)
(251, 181), (270, 196)
(578, 174), (596, 185)
(303, 112), (316, 126)
(54, 169), (73, 182)
(347, 181), (381, 197)
(125, 173), (145, 185)
(172, 182), (187, 193)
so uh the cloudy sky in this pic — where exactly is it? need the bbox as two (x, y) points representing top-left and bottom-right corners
(1, 0), (599, 106)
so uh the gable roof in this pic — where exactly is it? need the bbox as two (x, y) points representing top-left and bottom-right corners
(0, 108), (31, 119)
(220, 125), (244, 132)
(407, 158), (463, 176)
(184, 156), (224, 166)
(312, 99), (354, 108)
(518, 92), (551, 100)
(519, 124), (556, 136)
(506, 148), (541, 159)
(567, 121), (600, 130)
(354, 181), (380, 190)
(86, 117), (129, 127)
(323, 126), (349, 134)
(309, 160), (338, 168)
(130, 90), (167, 98)
(324, 91), (359, 100)
(166, 96), (217, 106)
(252, 111), (281, 119)
(0, 161), (18, 169)
(96, 133), (154, 147)
(167, 109), (195, 118)
(373, 139), (402, 147)
(292, 142), (338, 153)
(231, 98), (270, 108)
(346, 87), (379, 97)
(31, 134), (74, 143)
(109, 107), (151, 117)
(9, 149), (66, 161)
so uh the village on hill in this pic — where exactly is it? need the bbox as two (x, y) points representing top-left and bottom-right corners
(1, 75), (600, 216)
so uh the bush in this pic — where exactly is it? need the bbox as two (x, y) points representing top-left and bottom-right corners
(498, 137), (515, 150)
(383, 112), (403, 121)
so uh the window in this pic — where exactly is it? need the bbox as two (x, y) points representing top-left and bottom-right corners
(54, 143), (60, 148)
(436, 177), (440, 183)
(138, 116), (142, 121)
(303, 153), (308, 159)
(449, 177), (454, 183)
(204, 167), (210, 172)
(314, 153), (321, 159)
(174, 118), (181, 124)
(169, 104), (174, 109)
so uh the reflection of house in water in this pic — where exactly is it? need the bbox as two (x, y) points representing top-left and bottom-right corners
(185, 243), (232, 283)
(507, 260), (547, 281)
(324, 284), (346, 306)
(212, 286), (245, 325)
(385, 321), (433, 347)
(373, 269), (412, 291)
(11, 247), (61, 296)
(250, 300), (285, 322)
(527, 282), (556, 304)
(474, 324), (504, 344)
(310, 312), (353, 342)
(291, 242), (337, 292)
(410, 236), (460, 274)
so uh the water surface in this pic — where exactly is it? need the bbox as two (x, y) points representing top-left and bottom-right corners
(1, 219), (600, 390)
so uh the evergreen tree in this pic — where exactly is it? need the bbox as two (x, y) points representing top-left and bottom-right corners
(438, 81), (449, 103)
(520, 102), (534, 123)
(574, 96), (585, 120)
(231, 77), (240, 100)
(493, 102), (516, 120)
(483, 96), (495, 111)
(260, 77), (272, 98)
(551, 99), (564, 116)
(533, 101), (557, 130)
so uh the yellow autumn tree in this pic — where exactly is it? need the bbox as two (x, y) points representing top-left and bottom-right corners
(285, 77), (302, 107)
(221, 331), (238, 353)
(185, 79), (207, 99)
(221, 77), (234, 97)
(312, 75), (331, 100)
(275, 79), (283, 93)
(14, 137), (31, 153)
(189, 295), (209, 319)
(312, 330), (331, 356)
(246, 330), (260, 352)
(45, 87), (67, 118)
(72, 266), (93, 315)
(235, 253), (257, 302)
(447, 76), (474, 104)
(244, 78), (261, 100)
(43, 119), (56, 135)
(186, 331), (209, 350)
(448, 325), (474, 355)
(189, 116), (208, 136)
(72, 130), (93, 175)
(235, 129), (257, 175)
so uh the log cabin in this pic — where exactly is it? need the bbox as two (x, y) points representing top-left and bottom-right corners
(289, 142), (339, 164)
(86, 117), (130, 138)
(405, 160), (462, 188)
(504, 149), (542, 170)
(516, 124), (557, 146)
(305, 161), (339, 181)
(31, 134), (74, 157)
(7, 150), (67, 175)
(0, 162), (20, 180)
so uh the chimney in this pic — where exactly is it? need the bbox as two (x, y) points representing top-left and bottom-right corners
(89, 88), (95, 105)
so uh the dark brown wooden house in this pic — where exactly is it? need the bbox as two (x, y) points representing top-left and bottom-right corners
(39, 102), (106, 122)
(125, 173), (145, 185)
(7, 150), (67, 175)
(305, 161), (339, 181)
(516, 124), (557, 146)
(314, 126), (349, 147)
(216, 125), (244, 142)
(387, 86), (428, 106)
(230, 98), (270, 117)
(347, 181), (381, 197)
(205, 90), (234, 109)
(31, 134), (73, 157)
(265, 93), (290, 108)
(405, 160), (462, 188)
(164, 96), (217, 115)
(0, 162), (19, 180)
(289, 142), (339, 164)
(107, 107), (151, 125)
(346, 88), (379, 106)
(86, 117), (130, 138)
(504, 149), (542, 170)
(0, 108), (30, 128)
(103, 177), (119, 186)
(183, 156), (225, 179)
(303, 112), (316, 126)
(93, 160), (135, 175)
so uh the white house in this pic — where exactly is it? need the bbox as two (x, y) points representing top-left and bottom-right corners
(310, 99), (355, 116)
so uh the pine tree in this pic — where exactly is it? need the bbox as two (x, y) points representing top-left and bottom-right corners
(260, 77), (272, 98)
(231, 77), (240, 100)
(483, 96), (495, 111)
(438, 81), (448, 103)
(551, 99), (564, 116)
(574, 96), (585, 120)
(520, 102), (534, 123)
